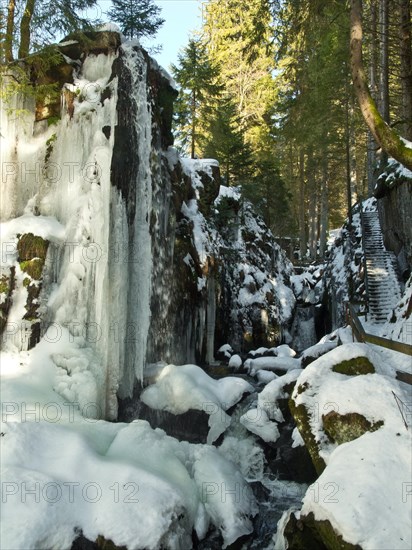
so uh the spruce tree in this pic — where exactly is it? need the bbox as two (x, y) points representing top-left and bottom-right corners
(106, 0), (164, 39)
(171, 37), (221, 158)
(202, 95), (252, 185)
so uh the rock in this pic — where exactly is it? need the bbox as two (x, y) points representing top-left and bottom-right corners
(284, 511), (362, 550)
(118, 399), (210, 444)
(322, 411), (383, 445)
(59, 31), (121, 60)
(0, 267), (16, 335)
(16, 234), (49, 349)
(289, 397), (326, 475)
(301, 342), (337, 368)
(71, 534), (126, 550)
(17, 233), (49, 262)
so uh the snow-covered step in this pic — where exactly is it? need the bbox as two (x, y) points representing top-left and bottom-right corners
(362, 208), (402, 324)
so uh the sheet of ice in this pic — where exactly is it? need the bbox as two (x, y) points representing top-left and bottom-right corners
(141, 364), (253, 444)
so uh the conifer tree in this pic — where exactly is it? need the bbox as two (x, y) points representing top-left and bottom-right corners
(106, 0), (164, 39)
(171, 37), (221, 158)
(202, 95), (252, 185)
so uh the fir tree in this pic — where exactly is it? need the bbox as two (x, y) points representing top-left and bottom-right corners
(202, 96), (252, 185)
(106, 0), (164, 39)
(171, 37), (221, 158)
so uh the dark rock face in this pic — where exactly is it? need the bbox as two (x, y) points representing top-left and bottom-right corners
(0, 267), (16, 336)
(71, 533), (126, 550)
(110, 51), (139, 225)
(118, 397), (210, 444)
(17, 234), (49, 349)
(377, 176), (412, 278)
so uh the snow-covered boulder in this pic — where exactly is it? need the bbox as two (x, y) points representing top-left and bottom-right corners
(141, 364), (253, 444)
(281, 342), (412, 550)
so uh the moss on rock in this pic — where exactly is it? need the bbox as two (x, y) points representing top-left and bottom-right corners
(17, 233), (49, 262)
(332, 356), (375, 376)
(20, 259), (45, 280)
(284, 511), (363, 550)
(289, 398), (326, 475)
(95, 536), (126, 550)
(0, 267), (16, 335)
(323, 411), (383, 445)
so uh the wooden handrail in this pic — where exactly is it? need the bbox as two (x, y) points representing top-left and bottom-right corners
(347, 302), (412, 356)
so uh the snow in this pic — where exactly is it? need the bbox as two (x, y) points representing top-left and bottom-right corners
(141, 364), (253, 444)
(276, 344), (296, 357)
(291, 427), (304, 448)
(215, 185), (241, 203)
(246, 356), (301, 375)
(218, 343), (234, 359)
(240, 407), (280, 443)
(99, 22), (122, 33)
(228, 354), (242, 369)
(1, 350), (257, 549)
(181, 199), (210, 265)
(258, 369), (302, 423)
(300, 341), (337, 363)
(255, 370), (278, 384)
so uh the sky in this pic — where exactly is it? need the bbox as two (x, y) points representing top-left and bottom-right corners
(96, 1), (204, 73)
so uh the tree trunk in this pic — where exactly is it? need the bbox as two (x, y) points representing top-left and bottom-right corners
(319, 157), (329, 258)
(5, 0), (16, 62)
(299, 148), (307, 260)
(345, 101), (353, 224)
(191, 89), (196, 159)
(400, 0), (412, 140)
(367, 0), (378, 194)
(379, 0), (389, 124)
(307, 148), (317, 261)
(350, 0), (412, 172)
(18, 0), (36, 59)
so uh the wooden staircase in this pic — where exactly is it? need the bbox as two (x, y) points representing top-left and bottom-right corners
(362, 209), (402, 323)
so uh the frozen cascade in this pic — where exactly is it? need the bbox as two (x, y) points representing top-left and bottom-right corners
(1, 33), (297, 421)
(121, 44), (153, 385)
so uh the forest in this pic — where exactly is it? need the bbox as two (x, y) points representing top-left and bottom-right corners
(0, 2), (411, 550)
(1, 0), (411, 260)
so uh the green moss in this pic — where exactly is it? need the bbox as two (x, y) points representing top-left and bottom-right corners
(45, 133), (57, 162)
(20, 259), (44, 280)
(17, 233), (49, 262)
(96, 535), (127, 550)
(47, 116), (60, 126)
(0, 276), (9, 294)
(323, 411), (383, 445)
(332, 356), (375, 376)
(289, 398), (326, 475)
(23, 277), (31, 288)
(285, 511), (363, 549)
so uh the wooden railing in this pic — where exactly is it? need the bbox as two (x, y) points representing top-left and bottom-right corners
(347, 303), (412, 356)
(346, 303), (412, 385)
